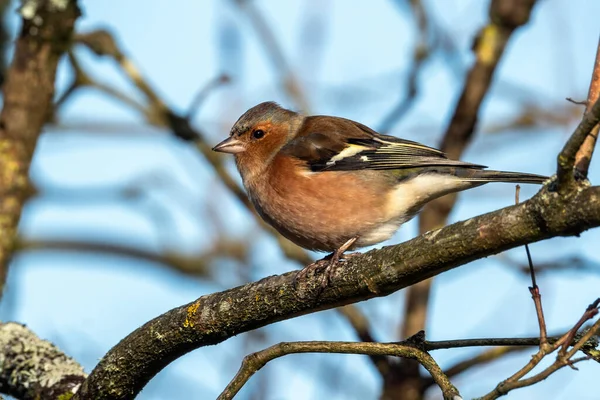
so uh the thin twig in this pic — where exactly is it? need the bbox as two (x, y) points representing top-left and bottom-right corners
(217, 341), (460, 400)
(477, 298), (600, 400)
(574, 36), (600, 176)
(186, 73), (231, 119)
(15, 237), (251, 277)
(557, 298), (600, 356)
(557, 96), (600, 188)
(516, 185), (547, 346)
(422, 335), (569, 351)
(563, 313), (600, 359)
(477, 356), (590, 400)
(566, 97), (588, 106)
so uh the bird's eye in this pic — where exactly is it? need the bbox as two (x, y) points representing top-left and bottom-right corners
(252, 129), (265, 139)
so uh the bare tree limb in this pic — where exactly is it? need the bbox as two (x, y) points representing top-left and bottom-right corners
(516, 185), (549, 348)
(477, 299), (600, 400)
(0, 322), (86, 400)
(557, 96), (600, 189)
(218, 341), (459, 400)
(15, 237), (252, 277)
(574, 36), (600, 176)
(0, 0), (80, 297)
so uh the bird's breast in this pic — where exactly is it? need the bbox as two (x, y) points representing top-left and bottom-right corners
(243, 157), (401, 252)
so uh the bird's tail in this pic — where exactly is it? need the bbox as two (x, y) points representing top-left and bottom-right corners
(460, 169), (548, 184)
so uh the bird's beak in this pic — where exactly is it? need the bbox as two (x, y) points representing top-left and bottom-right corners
(212, 137), (246, 154)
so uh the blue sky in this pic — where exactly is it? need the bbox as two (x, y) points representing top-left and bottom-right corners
(4, 0), (600, 399)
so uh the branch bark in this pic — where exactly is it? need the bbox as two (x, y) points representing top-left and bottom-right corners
(0, 322), (86, 400)
(73, 176), (600, 399)
(574, 36), (600, 176)
(0, 0), (80, 296)
(558, 96), (600, 189)
(218, 341), (459, 400)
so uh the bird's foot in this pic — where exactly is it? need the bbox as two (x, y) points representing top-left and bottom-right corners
(321, 251), (361, 287)
(293, 256), (334, 290)
(293, 238), (359, 295)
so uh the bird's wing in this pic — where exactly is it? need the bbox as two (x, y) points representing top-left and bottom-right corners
(280, 116), (486, 171)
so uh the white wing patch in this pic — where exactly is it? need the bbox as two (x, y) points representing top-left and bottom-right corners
(326, 144), (369, 166)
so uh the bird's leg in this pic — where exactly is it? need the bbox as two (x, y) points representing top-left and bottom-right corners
(294, 237), (359, 291)
(322, 237), (359, 287)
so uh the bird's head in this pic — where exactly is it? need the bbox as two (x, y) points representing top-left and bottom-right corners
(213, 102), (304, 179)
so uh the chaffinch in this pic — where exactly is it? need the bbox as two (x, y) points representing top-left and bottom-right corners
(213, 102), (547, 282)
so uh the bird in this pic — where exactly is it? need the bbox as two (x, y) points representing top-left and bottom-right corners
(213, 101), (548, 285)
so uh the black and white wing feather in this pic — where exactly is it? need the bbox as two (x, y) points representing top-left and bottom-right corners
(280, 116), (486, 172)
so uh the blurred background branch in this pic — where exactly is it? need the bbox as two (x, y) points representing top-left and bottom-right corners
(0, 0), (79, 296)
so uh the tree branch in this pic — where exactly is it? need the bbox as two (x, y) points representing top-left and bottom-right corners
(73, 176), (600, 399)
(15, 237), (248, 277)
(0, 0), (80, 296)
(557, 96), (600, 189)
(0, 322), (86, 400)
(477, 299), (600, 399)
(574, 36), (600, 176)
(218, 341), (459, 400)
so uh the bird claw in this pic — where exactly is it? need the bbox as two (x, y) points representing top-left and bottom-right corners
(293, 251), (361, 294)
(292, 258), (331, 291)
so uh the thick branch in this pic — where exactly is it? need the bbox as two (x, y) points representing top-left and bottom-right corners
(73, 182), (600, 400)
(0, 0), (80, 296)
(0, 322), (86, 399)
